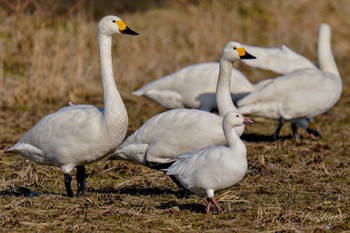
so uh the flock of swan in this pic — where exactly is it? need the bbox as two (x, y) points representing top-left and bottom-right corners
(4, 15), (342, 214)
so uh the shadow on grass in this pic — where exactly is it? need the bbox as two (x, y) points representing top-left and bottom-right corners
(0, 186), (40, 197)
(158, 200), (205, 214)
(88, 186), (179, 196)
(241, 133), (293, 142)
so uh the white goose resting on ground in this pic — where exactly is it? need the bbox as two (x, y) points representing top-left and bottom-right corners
(165, 111), (253, 214)
(237, 23), (342, 140)
(108, 41), (255, 169)
(5, 15), (138, 197)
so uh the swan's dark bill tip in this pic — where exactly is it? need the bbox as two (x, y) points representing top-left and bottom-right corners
(240, 52), (256, 60)
(122, 26), (139, 35)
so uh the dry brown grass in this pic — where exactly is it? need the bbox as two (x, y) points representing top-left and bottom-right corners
(1, 0), (350, 232)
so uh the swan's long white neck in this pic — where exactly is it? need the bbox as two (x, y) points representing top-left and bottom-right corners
(97, 32), (127, 126)
(216, 57), (239, 116)
(317, 24), (340, 77)
(223, 121), (243, 150)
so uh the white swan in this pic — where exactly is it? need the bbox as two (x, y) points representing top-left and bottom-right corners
(108, 41), (255, 167)
(237, 23), (341, 140)
(165, 111), (252, 214)
(5, 15), (138, 197)
(132, 62), (253, 111)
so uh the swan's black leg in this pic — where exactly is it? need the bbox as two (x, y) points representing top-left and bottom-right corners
(273, 118), (285, 141)
(64, 174), (74, 198)
(291, 123), (300, 141)
(76, 165), (86, 197)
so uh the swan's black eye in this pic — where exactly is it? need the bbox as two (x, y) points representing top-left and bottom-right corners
(112, 20), (116, 23)
(236, 115), (239, 117)
(233, 47), (236, 50)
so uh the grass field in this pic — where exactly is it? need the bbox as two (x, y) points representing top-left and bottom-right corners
(1, 0), (350, 232)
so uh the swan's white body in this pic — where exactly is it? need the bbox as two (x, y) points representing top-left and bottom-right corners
(237, 23), (341, 132)
(5, 15), (138, 196)
(165, 111), (250, 214)
(109, 41), (255, 167)
(132, 62), (252, 111)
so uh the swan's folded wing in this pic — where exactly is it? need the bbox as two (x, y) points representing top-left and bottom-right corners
(242, 45), (317, 74)
(165, 148), (217, 178)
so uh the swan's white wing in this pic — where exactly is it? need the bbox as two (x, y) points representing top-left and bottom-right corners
(165, 147), (222, 178)
(238, 68), (340, 119)
(110, 109), (226, 164)
(243, 45), (317, 74)
(7, 105), (114, 166)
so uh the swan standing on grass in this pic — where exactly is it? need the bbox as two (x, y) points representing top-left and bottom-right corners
(108, 41), (255, 168)
(5, 15), (138, 197)
(165, 111), (253, 214)
(237, 23), (341, 140)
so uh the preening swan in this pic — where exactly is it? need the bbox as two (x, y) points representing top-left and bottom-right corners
(5, 15), (138, 197)
(108, 41), (255, 168)
(165, 111), (253, 214)
(237, 23), (341, 140)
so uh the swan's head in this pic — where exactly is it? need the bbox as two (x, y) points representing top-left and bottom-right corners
(98, 15), (139, 36)
(223, 111), (254, 129)
(221, 41), (256, 62)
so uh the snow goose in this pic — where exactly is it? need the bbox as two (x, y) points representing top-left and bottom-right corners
(165, 111), (253, 214)
(237, 23), (341, 140)
(108, 41), (255, 168)
(5, 15), (138, 197)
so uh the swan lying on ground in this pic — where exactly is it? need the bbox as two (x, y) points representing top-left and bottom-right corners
(165, 111), (253, 214)
(237, 23), (341, 140)
(108, 41), (255, 169)
(5, 15), (138, 197)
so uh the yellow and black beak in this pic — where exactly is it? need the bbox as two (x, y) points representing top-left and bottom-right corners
(121, 26), (139, 35)
(116, 20), (139, 35)
(236, 48), (256, 60)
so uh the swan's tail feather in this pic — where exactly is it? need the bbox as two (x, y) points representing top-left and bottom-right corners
(5, 143), (44, 157)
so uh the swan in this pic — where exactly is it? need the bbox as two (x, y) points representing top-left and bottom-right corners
(5, 15), (138, 197)
(132, 62), (253, 111)
(237, 23), (341, 140)
(108, 41), (255, 168)
(165, 111), (253, 214)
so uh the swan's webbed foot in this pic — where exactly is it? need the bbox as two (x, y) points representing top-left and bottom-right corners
(64, 174), (74, 198)
(205, 197), (223, 214)
(76, 166), (86, 197)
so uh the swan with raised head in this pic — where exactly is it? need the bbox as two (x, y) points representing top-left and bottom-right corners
(5, 15), (138, 197)
(165, 111), (253, 214)
(108, 41), (255, 168)
(237, 23), (341, 140)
